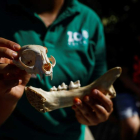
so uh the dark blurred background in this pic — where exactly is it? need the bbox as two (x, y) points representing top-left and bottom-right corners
(78, 0), (140, 140)
(79, 0), (140, 69)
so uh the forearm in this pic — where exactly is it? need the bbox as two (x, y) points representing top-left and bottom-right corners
(0, 99), (17, 126)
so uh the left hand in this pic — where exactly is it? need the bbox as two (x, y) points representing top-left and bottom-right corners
(72, 89), (113, 126)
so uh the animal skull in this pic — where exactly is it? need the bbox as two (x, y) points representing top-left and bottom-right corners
(25, 67), (122, 113)
(13, 45), (56, 79)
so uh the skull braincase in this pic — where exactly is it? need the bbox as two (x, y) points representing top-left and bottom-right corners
(21, 49), (36, 66)
(13, 45), (56, 79)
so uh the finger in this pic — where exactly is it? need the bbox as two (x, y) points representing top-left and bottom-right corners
(74, 107), (90, 125)
(0, 58), (13, 64)
(0, 37), (20, 51)
(73, 98), (99, 125)
(83, 95), (98, 110)
(92, 104), (109, 122)
(0, 47), (18, 60)
(74, 98), (92, 115)
(90, 89), (113, 112)
(0, 79), (20, 94)
(83, 96), (109, 122)
(0, 64), (20, 74)
(17, 70), (31, 86)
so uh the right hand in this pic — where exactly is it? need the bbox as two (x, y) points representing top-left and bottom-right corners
(0, 37), (31, 103)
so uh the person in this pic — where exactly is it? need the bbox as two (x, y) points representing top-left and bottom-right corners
(107, 29), (140, 140)
(0, 0), (113, 140)
(114, 66), (140, 140)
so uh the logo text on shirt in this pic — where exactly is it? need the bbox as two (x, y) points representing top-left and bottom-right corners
(67, 30), (89, 46)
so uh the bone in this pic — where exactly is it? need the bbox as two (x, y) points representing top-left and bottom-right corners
(25, 67), (122, 113)
(69, 80), (81, 90)
(49, 56), (56, 67)
(13, 45), (56, 79)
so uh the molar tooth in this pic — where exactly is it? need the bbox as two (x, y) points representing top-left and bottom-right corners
(69, 81), (74, 90)
(57, 85), (63, 91)
(50, 86), (57, 91)
(57, 83), (68, 90)
(74, 80), (81, 87)
(61, 82), (68, 90)
(69, 80), (81, 90)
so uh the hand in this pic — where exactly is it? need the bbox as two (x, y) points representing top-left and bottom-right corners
(72, 89), (113, 126)
(0, 38), (31, 125)
(0, 37), (20, 60)
(0, 62), (31, 102)
(0, 37), (30, 102)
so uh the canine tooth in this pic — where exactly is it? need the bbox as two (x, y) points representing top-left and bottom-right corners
(49, 56), (56, 67)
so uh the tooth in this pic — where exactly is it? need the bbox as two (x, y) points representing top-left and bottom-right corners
(50, 86), (57, 91)
(69, 81), (80, 90)
(49, 56), (56, 67)
(57, 83), (68, 91)
(75, 80), (80, 85)
(25, 67), (122, 113)
(69, 81), (74, 89)
(61, 83), (68, 90)
(57, 85), (62, 91)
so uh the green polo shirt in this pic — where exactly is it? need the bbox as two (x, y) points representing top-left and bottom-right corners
(0, 0), (107, 139)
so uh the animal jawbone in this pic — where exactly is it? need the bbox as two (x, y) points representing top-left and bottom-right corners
(25, 67), (122, 113)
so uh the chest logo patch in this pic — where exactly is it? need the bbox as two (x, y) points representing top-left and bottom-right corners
(67, 30), (89, 46)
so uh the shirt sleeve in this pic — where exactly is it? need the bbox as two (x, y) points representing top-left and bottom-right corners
(88, 20), (107, 83)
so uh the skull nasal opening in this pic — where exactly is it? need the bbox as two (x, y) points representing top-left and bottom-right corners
(43, 63), (51, 71)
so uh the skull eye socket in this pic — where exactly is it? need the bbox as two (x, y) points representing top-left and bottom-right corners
(43, 63), (51, 71)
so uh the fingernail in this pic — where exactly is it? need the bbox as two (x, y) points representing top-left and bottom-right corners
(74, 98), (81, 105)
(19, 80), (22, 84)
(12, 52), (18, 57)
(93, 89), (98, 95)
(75, 100), (81, 105)
(76, 101), (81, 105)
(84, 96), (89, 102)
(13, 44), (20, 50)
